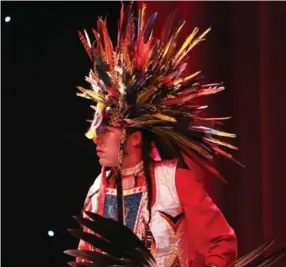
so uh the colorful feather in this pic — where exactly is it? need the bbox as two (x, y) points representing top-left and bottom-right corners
(78, 30), (92, 60)
(136, 86), (158, 107)
(97, 19), (114, 66)
(144, 12), (157, 44)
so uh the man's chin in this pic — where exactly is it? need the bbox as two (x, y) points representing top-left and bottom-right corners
(98, 158), (116, 168)
(98, 158), (106, 166)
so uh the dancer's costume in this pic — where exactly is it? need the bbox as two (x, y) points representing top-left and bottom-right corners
(64, 2), (286, 267)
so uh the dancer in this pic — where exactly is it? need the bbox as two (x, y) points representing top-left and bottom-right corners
(68, 2), (245, 266)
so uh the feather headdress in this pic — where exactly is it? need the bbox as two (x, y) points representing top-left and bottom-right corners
(77, 1), (242, 180)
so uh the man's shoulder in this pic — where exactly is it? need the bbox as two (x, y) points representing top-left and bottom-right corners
(154, 158), (193, 171)
(154, 158), (178, 168)
(154, 157), (199, 184)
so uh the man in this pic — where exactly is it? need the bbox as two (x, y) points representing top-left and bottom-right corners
(74, 2), (239, 266)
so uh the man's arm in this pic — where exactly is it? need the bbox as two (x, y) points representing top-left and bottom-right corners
(175, 168), (237, 267)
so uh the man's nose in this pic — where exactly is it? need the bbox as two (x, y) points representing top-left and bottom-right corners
(93, 134), (101, 145)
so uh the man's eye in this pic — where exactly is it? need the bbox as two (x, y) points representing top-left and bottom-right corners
(97, 127), (109, 134)
(96, 125), (104, 134)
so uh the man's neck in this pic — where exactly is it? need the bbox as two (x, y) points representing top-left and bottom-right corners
(121, 157), (142, 170)
(121, 160), (143, 177)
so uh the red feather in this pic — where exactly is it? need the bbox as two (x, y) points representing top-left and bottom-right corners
(78, 31), (92, 61)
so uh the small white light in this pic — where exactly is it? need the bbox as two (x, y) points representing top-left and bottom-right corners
(48, 230), (55, 237)
(5, 16), (11, 23)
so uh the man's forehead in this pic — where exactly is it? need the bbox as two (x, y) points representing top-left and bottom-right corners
(104, 125), (117, 131)
(97, 123), (118, 132)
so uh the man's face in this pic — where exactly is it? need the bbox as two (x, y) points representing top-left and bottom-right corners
(93, 125), (121, 167)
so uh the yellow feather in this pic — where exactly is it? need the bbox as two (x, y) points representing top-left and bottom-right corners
(76, 93), (92, 99)
(194, 116), (231, 121)
(77, 86), (105, 102)
(204, 137), (238, 150)
(136, 86), (158, 107)
(85, 128), (96, 139)
(131, 120), (163, 127)
(162, 21), (185, 59)
(175, 27), (199, 59)
(97, 102), (106, 112)
(183, 71), (202, 82)
(185, 27), (211, 54)
(173, 71), (201, 87)
(177, 27), (211, 63)
(152, 113), (177, 122)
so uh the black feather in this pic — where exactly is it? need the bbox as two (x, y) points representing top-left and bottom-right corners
(65, 249), (133, 266)
(247, 247), (286, 267)
(66, 212), (156, 266)
(66, 212), (286, 267)
(93, 56), (111, 88)
(84, 211), (149, 252)
(144, 12), (157, 44)
(67, 229), (121, 257)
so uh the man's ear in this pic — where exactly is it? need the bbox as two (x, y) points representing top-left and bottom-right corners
(130, 131), (142, 147)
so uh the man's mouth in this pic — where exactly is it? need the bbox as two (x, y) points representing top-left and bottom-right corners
(96, 149), (104, 156)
